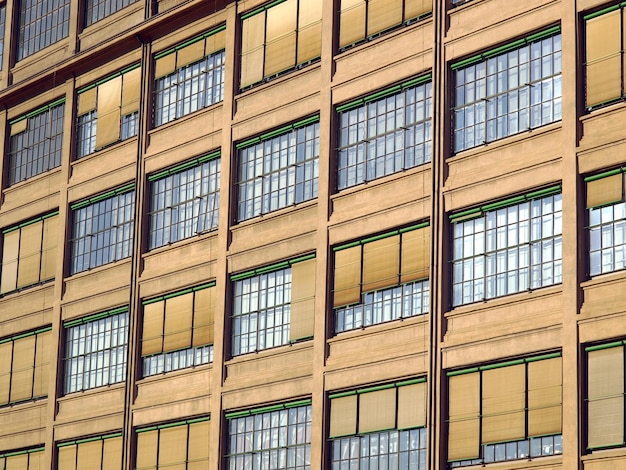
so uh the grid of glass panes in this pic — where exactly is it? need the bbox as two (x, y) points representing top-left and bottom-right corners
(64, 311), (128, 393)
(148, 158), (220, 249)
(450, 435), (562, 468)
(452, 193), (562, 306)
(589, 201), (626, 275)
(121, 111), (138, 139)
(331, 428), (427, 470)
(335, 279), (429, 333)
(0, 5), (5, 70)
(17, 0), (70, 60)
(76, 110), (97, 159)
(85, 0), (138, 26)
(232, 268), (292, 356)
(337, 81), (432, 190)
(8, 103), (65, 185)
(237, 122), (320, 221)
(70, 190), (135, 274)
(228, 404), (312, 470)
(453, 33), (562, 153)
(142, 344), (213, 377)
(154, 49), (225, 127)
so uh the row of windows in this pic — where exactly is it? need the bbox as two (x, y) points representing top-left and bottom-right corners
(8, 339), (626, 466)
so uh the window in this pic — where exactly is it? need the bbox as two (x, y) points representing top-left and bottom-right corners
(0, 447), (44, 469)
(63, 307), (128, 394)
(57, 434), (122, 470)
(240, 0), (321, 89)
(584, 4), (626, 109)
(450, 186), (562, 307)
(1, 212), (58, 295)
(136, 417), (210, 469)
(236, 117), (319, 222)
(447, 353), (562, 467)
(586, 169), (626, 276)
(338, 0), (431, 50)
(70, 184), (135, 274)
(85, 0), (138, 26)
(231, 255), (316, 356)
(333, 223), (429, 333)
(17, 0), (69, 60)
(585, 340), (626, 450)
(329, 379), (427, 469)
(148, 151), (220, 249)
(153, 26), (225, 127)
(452, 27), (562, 153)
(226, 400), (312, 469)
(8, 99), (65, 186)
(0, 327), (51, 405)
(141, 283), (215, 377)
(337, 75), (432, 190)
(76, 65), (141, 158)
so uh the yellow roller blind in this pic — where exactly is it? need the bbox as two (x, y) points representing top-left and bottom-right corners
(397, 382), (426, 429)
(96, 76), (122, 149)
(136, 430), (158, 470)
(17, 222), (42, 288)
(158, 426), (187, 470)
(1, 230), (20, 294)
(102, 436), (122, 470)
(187, 421), (210, 470)
(482, 364), (526, 445)
(33, 331), (50, 398)
(121, 68), (141, 117)
(358, 388), (396, 434)
(586, 10), (622, 106)
(264, 0), (297, 77)
(41, 215), (58, 281)
(28, 451), (43, 470)
(587, 173), (624, 209)
(329, 394), (357, 438)
(164, 293), (193, 352)
(528, 357), (562, 437)
(5, 454), (28, 470)
(405, 0), (431, 19)
(155, 53), (177, 79)
(10, 336), (35, 402)
(193, 287), (215, 347)
(290, 258), (316, 341)
(448, 372), (480, 461)
(241, 12), (266, 88)
(401, 227), (430, 283)
(333, 245), (362, 307)
(367, 0), (402, 36)
(177, 40), (206, 69)
(206, 29), (226, 54)
(58, 445), (77, 470)
(76, 440), (102, 470)
(0, 342), (12, 404)
(588, 346), (625, 448)
(339, 0), (366, 48)
(78, 87), (97, 115)
(142, 301), (164, 356)
(10, 119), (27, 136)
(297, 0), (322, 64)
(362, 235), (399, 293)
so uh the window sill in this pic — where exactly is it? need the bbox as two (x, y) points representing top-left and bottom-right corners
(226, 338), (313, 366)
(64, 257), (132, 282)
(59, 381), (125, 401)
(328, 313), (429, 343)
(448, 121), (562, 163)
(2, 166), (62, 195)
(449, 454), (562, 470)
(143, 228), (218, 258)
(79, 1), (143, 40)
(136, 360), (212, 385)
(236, 61), (321, 99)
(447, 0), (486, 15)
(0, 396), (48, 412)
(583, 446), (626, 460)
(71, 136), (137, 167)
(581, 99), (626, 124)
(445, 284), (563, 317)
(232, 197), (318, 229)
(581, 268), (626, 289)
(149, 100), (223, 135)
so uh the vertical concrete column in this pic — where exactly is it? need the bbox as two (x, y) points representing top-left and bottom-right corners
(210, 2), (236, 468)
(561, 1), (582, 469)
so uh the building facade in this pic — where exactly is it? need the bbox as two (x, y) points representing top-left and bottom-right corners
(0, 0), (623, 468)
